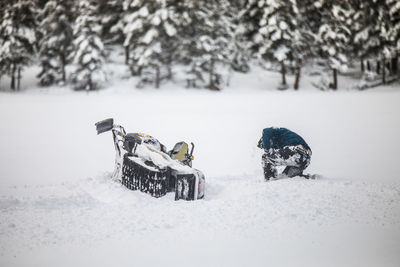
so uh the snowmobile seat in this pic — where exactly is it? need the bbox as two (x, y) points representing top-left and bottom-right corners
(169, 142), (192, 167)
(138, 133), (167, 153)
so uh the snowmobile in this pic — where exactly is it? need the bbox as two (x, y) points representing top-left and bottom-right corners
(95, 118), (205, 200)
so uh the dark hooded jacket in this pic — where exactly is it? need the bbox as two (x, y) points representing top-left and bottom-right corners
(262, 127), (311, 151)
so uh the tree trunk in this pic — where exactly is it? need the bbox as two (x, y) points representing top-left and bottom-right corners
(60, 52), (66, 82)
(386, 60), (391, 75)
(377, 60), (380, 74)
(332, 68), (337, 90)
(88, 76), (93, 91)
(367, 60), (371, 71)
(167, 64), (172, 80)
(361, 59), (364, 72)
(155, 65), (160, 89)
(209, 58), (214, 89)
(10, 63), (16, 90)
(167, 54), (172, 80)
(17, 67), (21, 90)
(382, 56), (386, 84)
(281, 62), (286, 85)
(294, 66), (301, 90)
(392, 54), (398, 75)
(130, 65), (143, 77)
(125, 46), (129, 65)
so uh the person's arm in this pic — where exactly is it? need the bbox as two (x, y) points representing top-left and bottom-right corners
(257, 138), (263, 149)
(262, 128), (275, 150)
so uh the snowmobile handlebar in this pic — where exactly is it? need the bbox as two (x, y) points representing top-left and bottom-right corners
(95, 118), (126, 137)
(189, 142), (194, 156)
(95, 118), (115, 135)
(182, 142), (195, 165)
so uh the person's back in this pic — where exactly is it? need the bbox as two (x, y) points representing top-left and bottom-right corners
(261, 127), (311, 151)
(258, 127), (312, 180)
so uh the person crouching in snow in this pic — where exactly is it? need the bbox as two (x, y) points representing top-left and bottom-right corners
(257, 127), (312, 180)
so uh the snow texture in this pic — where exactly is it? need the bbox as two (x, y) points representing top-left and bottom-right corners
(0, 64), (400, 267)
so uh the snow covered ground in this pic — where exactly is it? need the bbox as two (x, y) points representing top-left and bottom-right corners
(1, 67), (400, 267)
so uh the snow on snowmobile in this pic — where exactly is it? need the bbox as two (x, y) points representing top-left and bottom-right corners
(95, 118), (205, 200)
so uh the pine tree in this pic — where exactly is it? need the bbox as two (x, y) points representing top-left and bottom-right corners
(98, 0), (124, 44)
(179, 0), (235, 90)
(228, 0), (250, 74)
(377, 1), (393, 83)
(71, 0), (106, 91)
(293, 0), (318, 90)
(241, 0), (267, 54)
(37, 0), (74, 86)
(0, 2), (7, 87)
(121, 0), (146, 67)
(122, 0), (182, 88)
(351, 0), (371, 72)
(254, 0), (302, 89)
(174, 0), (204, 88)
(352, 0), (399, 84)
(230, 20), (251, 74)
(120, 0), (142, 65)
(352, 1), (385, 76)
(317, 0), (352, 89)
(0, 0), (37, 90)
(387, 0), (400, 76)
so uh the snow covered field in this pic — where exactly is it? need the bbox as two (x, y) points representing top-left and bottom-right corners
(1, 69), (400, 267)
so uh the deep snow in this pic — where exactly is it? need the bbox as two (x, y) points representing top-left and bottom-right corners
(1, 67), (400, 267)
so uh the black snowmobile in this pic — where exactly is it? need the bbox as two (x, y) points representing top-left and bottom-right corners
(95, 118), (205, 200)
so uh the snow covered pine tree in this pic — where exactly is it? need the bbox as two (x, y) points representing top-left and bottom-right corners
(122, 0), (181, 88)
(0, 2), (6, 87)
(386, 0), (400, 77)
(98, 0), (124, 44)
(37, 0), (74, 86)
(253, 0), (302, 90)
(352, 0), (395, 84)
(316, 0), (352, 90)
(370, 0), (397, 84)
(0, 0), (37, 90)
(292, 0), (318, 90)
(230, 0), (251, 74)
(179, 0), (235, 90)
(72, 0), (106, 91)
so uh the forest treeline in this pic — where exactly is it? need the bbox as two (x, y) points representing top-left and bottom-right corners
(0, 0), (399, 91)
